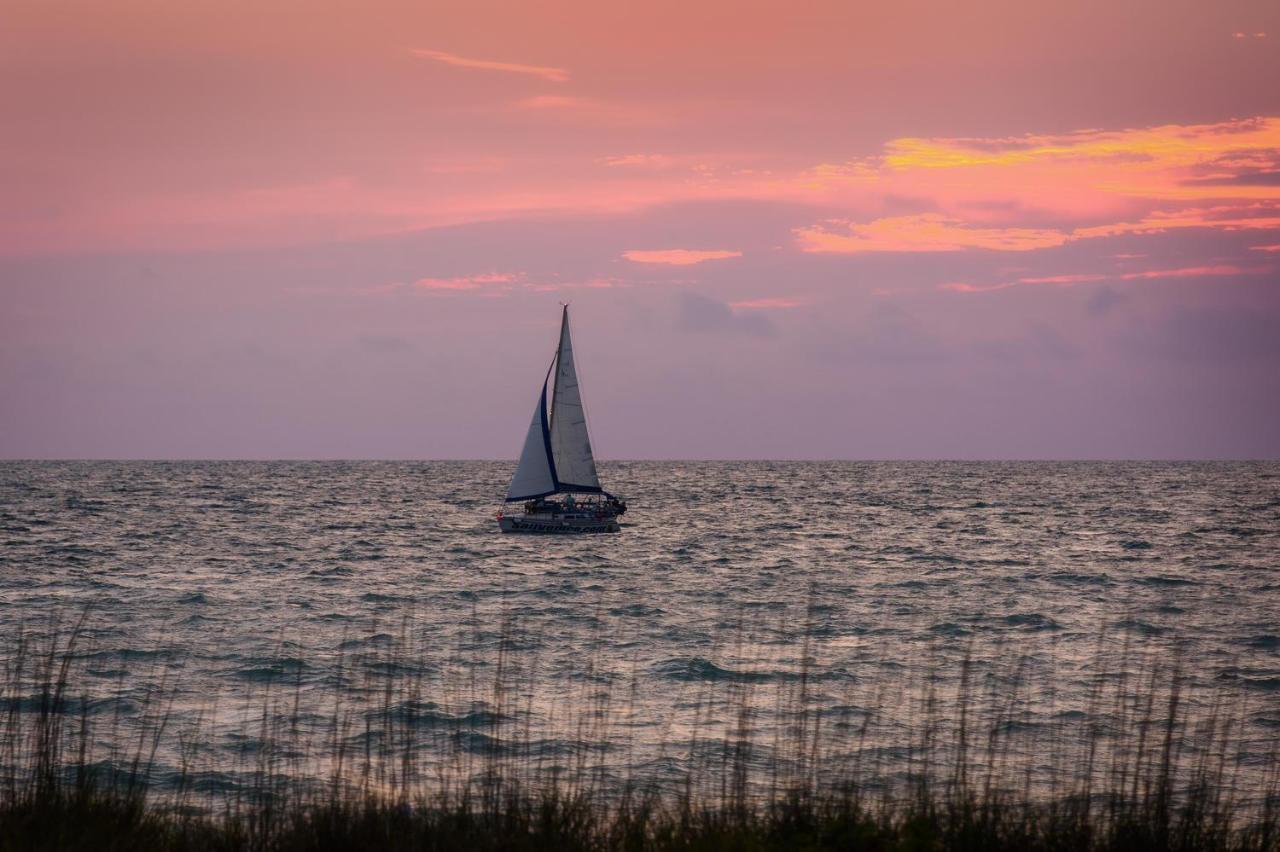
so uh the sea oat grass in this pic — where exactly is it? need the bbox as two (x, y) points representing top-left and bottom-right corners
(0, 613), (1275, 851)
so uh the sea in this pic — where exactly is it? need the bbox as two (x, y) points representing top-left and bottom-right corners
(1, 461), (1277, 804)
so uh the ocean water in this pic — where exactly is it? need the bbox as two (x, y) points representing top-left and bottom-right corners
(1, 461), (1278, 801)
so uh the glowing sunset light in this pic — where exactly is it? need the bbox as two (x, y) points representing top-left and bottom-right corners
(2, 0), (1278, 458)
(795, 215), (1071, 254)
(622, 250), (743, 265)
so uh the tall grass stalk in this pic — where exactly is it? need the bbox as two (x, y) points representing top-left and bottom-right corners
(0, 609), (1276, 851)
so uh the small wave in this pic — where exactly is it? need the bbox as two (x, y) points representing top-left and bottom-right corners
(1, 695), (140, 716)
(608, 603), (664, 618)
(338, 632), (394, 650)
(230, 657), (310, 682)
(1241, 676), (1280, 692)
(370, 700), (502, 729)
(1244, 634), (1280, 650)
(1002, 613), (1061, 631)
(653, 657), (773, 684)
(929, 622), (972, 638)
(1121, 540), (1153, 550)
(360, 592), (403, 603)
(81, 648), (175, 663)
(1048, 572), (1110, 585)
(1116, 618), (1165, 636)
(446, 730), (604, 757)
(363, 659), (433, 678)
(1137, 575), (1197, 587)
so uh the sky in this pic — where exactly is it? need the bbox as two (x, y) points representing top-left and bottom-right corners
(2, 0), (1279, 459)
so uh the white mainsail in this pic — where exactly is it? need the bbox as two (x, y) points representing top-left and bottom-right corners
(504, 306), (603, 502)
(548, 308), (601, 492)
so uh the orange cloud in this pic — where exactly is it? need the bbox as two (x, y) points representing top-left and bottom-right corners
(622, 249), (742, 265)
(1115, 264), (1264, 280)
(794, 117), (1280, 254)
(796, 214), (1070, 253)
(411, 49), (568, 82)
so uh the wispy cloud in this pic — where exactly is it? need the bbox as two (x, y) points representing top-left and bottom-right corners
(623, 249), (742, 265)
(600, 153), (678, 169)
(411, 49), (569, 82)
(408, 272), (624, 295)
(415, 272), (518, 291)
(797, 215), (1069, 253)
(942, 264), (1271, 294)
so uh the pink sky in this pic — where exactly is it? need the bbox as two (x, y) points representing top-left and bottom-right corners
(2, 0), (1278, 458)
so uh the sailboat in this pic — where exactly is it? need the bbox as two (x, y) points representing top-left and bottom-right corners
(497, 306), (627, 533)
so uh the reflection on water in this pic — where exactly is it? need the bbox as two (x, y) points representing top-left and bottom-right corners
(0, 461), (1277, 805)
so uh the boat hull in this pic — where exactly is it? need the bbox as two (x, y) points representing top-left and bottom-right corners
(498, 514), (620, 534)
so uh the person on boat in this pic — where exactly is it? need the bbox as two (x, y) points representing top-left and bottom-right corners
(564, 494), (576, 510)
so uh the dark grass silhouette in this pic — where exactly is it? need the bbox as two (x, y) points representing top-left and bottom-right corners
(1, 609), (1277, 851)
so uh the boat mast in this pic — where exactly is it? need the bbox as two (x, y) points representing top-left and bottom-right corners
(548, 304), (568, 435)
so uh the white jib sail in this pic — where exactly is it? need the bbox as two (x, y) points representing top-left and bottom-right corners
(505, 377), (557, 501)
(548, 307), (602, 492)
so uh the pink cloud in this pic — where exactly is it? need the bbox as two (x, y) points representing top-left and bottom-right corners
(1250, 244), (1280, 252)
(411, 273), (628, 295)
(939, 281), (1016, 293)
(1016, 273), (1108, 285)
(415, 273), (518, 291)
(1116, 264), (1263, 280)
(411, 49), (569, 82)
(1073, 204), (1280, 240)
(600, 153), (678, 169)
(622, 249), (743, 265)
(942, 264), (1270, 294)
